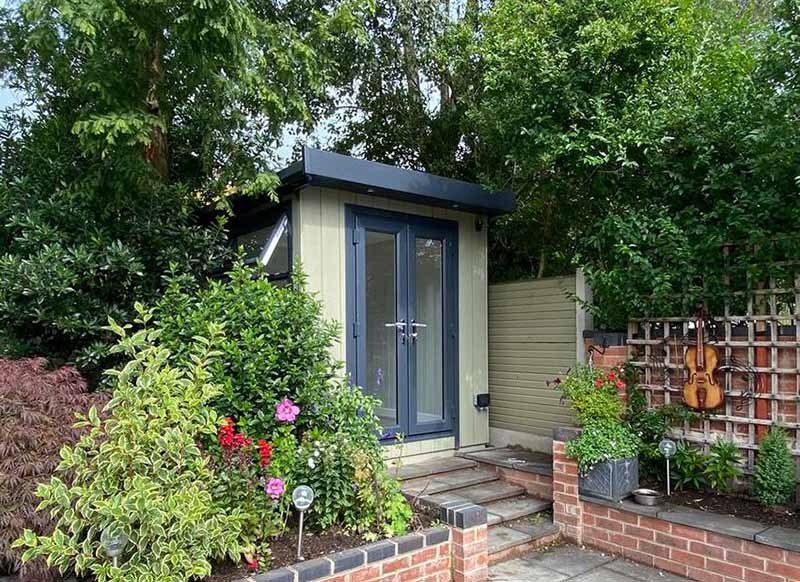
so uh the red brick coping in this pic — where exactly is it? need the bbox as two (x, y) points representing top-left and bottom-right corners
(242, 504), (489, 582)
(552, 427), (800, 582)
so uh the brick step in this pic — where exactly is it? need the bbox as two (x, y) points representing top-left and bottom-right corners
(421, 480), (525, 507)
(389, 456), (477, 481)
(401, 468), (498, 497)
(484, 496), (552, 526)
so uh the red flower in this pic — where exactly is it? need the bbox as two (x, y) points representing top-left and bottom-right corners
(247, 558), (259, 571)
(218, 417), (235, 448)
(258, 439), (273, 467)
(594, 378), (604, 388)
(232, 433), (251, 448)
(607, 372), (616, 381)
(616, 380), (626, 391)
(553, 377), (561, 385)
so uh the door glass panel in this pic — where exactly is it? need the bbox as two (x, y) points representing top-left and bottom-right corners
(415, 237), (444, 424)
(365, 231), (398, 428)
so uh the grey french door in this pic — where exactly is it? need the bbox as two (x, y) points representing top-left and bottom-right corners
(346, 206), (458, 440)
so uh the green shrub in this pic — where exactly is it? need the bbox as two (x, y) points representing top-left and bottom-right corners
(565, 423), (640, 475)
(156, 264), (410, 549)
(672, 442), (706, 491)
(156, 264), (340, 438)
(292, 384), (411, 537)
(704, 440), (742, 493)
(753, 428), (796, 506)
(554, 365), (626, 426)
(15, 307), (243, 581)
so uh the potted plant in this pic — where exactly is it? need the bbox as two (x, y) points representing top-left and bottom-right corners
(554, 366), (640, 501)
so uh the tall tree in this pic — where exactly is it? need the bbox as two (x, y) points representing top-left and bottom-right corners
(0, 0), (370, 376)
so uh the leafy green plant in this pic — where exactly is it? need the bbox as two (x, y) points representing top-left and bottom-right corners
(752, 428), (796, 507)
(704, 440), (742, 493)
(565, 423), (640, 476)
(156, 264), (340, 438)
(553, 365), (626, 426)
(14, 306), (243, 581)
(672, 442), (706, 491)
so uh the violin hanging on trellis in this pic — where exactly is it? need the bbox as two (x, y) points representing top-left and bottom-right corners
(682, 305), (725, 411)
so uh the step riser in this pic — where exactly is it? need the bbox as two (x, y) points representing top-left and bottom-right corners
(488, 531), (561, 565)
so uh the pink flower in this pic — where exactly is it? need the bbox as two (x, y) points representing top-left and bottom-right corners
(265, 477), (285, 500)
(275, 398), (300, 423)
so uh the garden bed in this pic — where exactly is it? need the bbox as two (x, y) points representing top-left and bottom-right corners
(205, 502), (439, 581)
(646, 486), (800, 531)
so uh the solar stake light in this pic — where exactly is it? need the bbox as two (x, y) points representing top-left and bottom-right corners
(292, 485), (315, 562)
(659, 438), (677, 496)
(100, 525), (128, 568)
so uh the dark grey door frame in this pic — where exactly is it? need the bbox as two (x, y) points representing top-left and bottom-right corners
(345, 205), (459, 443)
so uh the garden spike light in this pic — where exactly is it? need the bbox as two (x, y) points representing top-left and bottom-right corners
(292, 485), (315, 561)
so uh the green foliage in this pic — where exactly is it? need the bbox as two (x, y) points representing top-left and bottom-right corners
(0, 0), (370, 372)
(554, 365), (626, 426)
(156, 264), (340, 438)
(292, 385), (411, 536)
(626, 379), (695, 480)
(672, 442), (706, 492)
(703, 440), (742, 493)
(565, 423), (641, 476)
(14, 306), (243, 581)
(157, 264), (410, 545)
(752, 427), (796, 507)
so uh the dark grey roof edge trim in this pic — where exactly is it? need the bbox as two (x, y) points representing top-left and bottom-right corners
(280, 146), (515, 216)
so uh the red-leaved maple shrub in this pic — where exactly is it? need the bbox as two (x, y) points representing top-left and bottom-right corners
(0, 358), (108, 579)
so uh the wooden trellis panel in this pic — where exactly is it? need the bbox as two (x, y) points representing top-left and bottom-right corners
(626, 278), (800, 474)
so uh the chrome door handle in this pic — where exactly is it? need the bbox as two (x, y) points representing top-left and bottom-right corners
(384, 320), (407, 343)
(410, 320), (426, 342)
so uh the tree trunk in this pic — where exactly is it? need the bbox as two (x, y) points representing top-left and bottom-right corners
(144, 33), (168, 180)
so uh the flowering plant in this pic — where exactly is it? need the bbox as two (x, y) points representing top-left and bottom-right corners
(551, 364), (625, 426)
(275, 398), (300, 423)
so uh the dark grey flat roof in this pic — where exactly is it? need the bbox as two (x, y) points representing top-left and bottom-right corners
(279, 147), (515, 216)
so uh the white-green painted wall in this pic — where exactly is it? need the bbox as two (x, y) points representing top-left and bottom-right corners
(291, 186), (490, 456)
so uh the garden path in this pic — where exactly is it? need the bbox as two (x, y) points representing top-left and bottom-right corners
(489, 544), (690, 581)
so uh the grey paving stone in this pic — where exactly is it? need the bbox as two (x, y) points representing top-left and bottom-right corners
(756, 525), (800, 552)
(521, 544), (614, 576)
(569, 568), (645, 582)
(604, 557), (690, 582)
(484, 497), (551, 524)
(424, 480), (525, 506)
(489, 559), (568, 581)
(460, 448), (553, 476)
(390, 456), (477, 480)
(401, 468), (498, 495)
(507, 517), (559, 540)
(657, 506), (769, 540)
(487, 526), (532, 554)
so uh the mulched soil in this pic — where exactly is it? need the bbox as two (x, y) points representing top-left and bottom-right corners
(205, 500), (439, 581)
(641, 480), (800, 530)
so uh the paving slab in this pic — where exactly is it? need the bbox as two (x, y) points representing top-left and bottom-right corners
(657, 506), (769, 540)
(461, 447), (553, 475)
(389, 456), (476, 480)
(489, 560), (568, 581)
(520, 544), (613, 577)
(755, 525), (800, 552)
(506, 517), (559, 540)
(488, 526), (532, 554)
(604, 557), (691, 582)
(485, 497), (551, 525)
(400, 468), (497, 496)
(423, 480), (525, 506)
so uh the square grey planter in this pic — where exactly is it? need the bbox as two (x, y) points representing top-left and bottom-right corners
(579, 457), (639, 501)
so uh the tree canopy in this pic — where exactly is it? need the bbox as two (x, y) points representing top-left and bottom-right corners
(0, 0), (370, 374)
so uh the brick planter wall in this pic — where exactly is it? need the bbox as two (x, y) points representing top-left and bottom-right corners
(552, 427), (800, 582)
(246, 504), (489, 582)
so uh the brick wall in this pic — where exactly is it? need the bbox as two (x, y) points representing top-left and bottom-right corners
(480, 465), (553, 501)
(582, 502), (800, 582)
(551, 427), (800, 582)
(248, 505), (489, 582)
